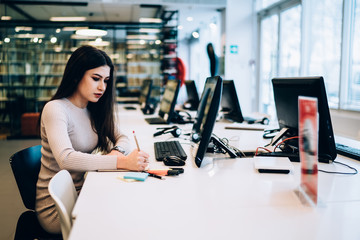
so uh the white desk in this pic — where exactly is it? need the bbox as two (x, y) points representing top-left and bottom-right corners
(69, 106), (360, 240)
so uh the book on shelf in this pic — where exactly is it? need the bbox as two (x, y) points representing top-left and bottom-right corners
(51, 76), (62, 85)
(38, 76), (46, 86)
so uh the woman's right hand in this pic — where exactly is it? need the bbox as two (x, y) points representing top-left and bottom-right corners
(116, 149), (149, 171)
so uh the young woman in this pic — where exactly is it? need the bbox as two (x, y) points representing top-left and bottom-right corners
(35, 45), (149, 234)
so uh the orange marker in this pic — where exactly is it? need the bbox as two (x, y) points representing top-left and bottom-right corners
(147, 169), (180, 176)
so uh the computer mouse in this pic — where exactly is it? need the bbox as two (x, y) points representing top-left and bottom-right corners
(163, 156), (186, 166)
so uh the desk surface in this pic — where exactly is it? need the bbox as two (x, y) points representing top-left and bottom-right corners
(69, 105), (360, 240)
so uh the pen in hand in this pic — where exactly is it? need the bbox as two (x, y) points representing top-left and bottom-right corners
(133, 130), (140, 151)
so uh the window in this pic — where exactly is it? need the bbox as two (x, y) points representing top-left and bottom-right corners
(256, 0), (283, 10)
(258, 2), (301, 115)
(347, 0), (360, 110)
(257, 0), (360, 114)
(306, 0), (343, 108)
(279, 5), (301, 77)
(259, 14), (278, 114)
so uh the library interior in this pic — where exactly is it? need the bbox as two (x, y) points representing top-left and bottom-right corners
(1, 0), (360, 240)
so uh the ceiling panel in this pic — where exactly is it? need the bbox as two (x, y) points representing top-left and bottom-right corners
(99, 3), (135, 22)
(1, 3), (161, 22)
(1, 0), (225, 22)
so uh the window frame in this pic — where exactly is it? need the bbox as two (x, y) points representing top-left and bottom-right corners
(256, 0), (360, 114)
(256, 0), (301, 113)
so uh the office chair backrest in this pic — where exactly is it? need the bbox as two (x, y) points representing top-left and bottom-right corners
(49, 170), (78, 240)
(9, 145), (42, 210)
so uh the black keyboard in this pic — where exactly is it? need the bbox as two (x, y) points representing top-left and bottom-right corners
(154, 141), (187, 161)
(336, 143), (360, 161)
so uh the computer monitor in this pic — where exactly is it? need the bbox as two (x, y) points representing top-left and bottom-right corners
(145, 79), (180, 124)
(159, 79), (180, 118)
(191, 76), (223, 167)
(272, 76), (337, 163)
(220, 80), (244, 123)
(139, 79), (153, 109)
(183, 80), (200, 110)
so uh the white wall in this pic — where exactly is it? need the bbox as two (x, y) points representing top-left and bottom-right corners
(224, 0), (256, 115)
(177, 7), (222, 100)
(175, 1), (256, 114)
(331, 110), (360, 141)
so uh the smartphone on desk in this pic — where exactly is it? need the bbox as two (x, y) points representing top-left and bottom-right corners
(253, 157), (293, 174)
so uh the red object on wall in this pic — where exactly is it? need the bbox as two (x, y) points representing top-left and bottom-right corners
(21, 113), (40, 136)
(176, 57), (186, 86)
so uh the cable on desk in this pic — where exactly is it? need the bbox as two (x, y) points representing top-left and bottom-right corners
(273, 136), (299, 152)
(255, 135), (358, 175)
(216, 135), (247, 157)
(319, 160), (358, 175)
(263, 128), (280, 139)
(255, 136), (299, 156)
(255, 146), (272, 156)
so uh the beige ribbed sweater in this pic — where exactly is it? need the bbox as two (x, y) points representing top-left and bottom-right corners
(35, 98), (130, 233)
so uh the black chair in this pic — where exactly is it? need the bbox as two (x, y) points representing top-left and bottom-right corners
(9, 145), (62, 240)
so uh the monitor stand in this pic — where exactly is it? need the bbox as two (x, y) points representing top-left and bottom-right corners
(223, 112), (244, 123)
(209, 134), (237, 158)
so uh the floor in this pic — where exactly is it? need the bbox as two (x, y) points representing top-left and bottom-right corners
(0, 138), (41, 240)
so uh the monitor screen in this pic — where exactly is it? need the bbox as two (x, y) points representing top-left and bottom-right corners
(158, 79), (180, 120)
(184, 80), (200, 110)
(191, 76), (223, 167)
(220, 80), (244, 123)
(139, 79), (153, 108)
(272, 76), (337, 162)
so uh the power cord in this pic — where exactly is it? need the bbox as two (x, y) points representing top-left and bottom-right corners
(263, 129), (280, 139)
(216, 135), (246, 157)
(319, 160), (358, 175)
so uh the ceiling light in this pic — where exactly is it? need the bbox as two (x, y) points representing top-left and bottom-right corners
(4, 38), (10, 43)
(15, 26), (33, 32)
(15, 34), (45, 38)
(139, 28), (161, 33)
(126, 40), (144, 45)
(186, 17), (193, 22)
(88, 40), (110, 47)
(76, 29), (107, 37)
(50, 37), (57, 43)
(63, 26), (88, 31)
(1, 16), (11, 20)
(126, 35), (157, 40)
(209, 23), (217, 29)
(155, 40), (161, 45)
(177, 25), (183, 30)
(192, 31), (199, 39)
(56, 29), (61, 33)
(50, 16), (86, 22)
(139, 18), (162, 23)
(70, 34), (96, 40)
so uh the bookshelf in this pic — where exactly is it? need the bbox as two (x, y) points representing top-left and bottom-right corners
(0, 22), (177, 137)
(161, 10), (179, 86)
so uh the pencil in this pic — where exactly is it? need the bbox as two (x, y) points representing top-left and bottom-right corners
(133, 130), (140, 151)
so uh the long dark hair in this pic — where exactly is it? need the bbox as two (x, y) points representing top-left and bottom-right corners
(51, 45), (116, 152)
